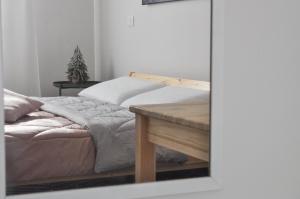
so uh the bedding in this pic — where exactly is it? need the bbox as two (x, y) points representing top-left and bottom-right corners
(4, 75), (207, 184)
(4, 89), (43, 123)
(38, 97), (186, 173)
(5, 110), (95, 183)
(78, 76), (165, 105)
(121, 86), (210, 108)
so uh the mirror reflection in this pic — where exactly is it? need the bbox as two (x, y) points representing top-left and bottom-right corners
(3, 0), (211, 195)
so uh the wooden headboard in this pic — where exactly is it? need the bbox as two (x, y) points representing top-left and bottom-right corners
(129, 72), (210, 91)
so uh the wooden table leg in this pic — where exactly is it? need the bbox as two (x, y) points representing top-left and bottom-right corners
(135, 114), (156, 183)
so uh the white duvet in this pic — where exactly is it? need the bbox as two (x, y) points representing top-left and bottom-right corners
(38, 96), (187, 173)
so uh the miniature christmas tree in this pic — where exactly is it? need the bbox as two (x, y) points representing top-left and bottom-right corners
(66, 46), (89, 83)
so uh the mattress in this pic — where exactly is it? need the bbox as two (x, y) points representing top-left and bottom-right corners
(5, 110), (95, 183)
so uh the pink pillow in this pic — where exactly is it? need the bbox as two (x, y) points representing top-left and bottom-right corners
(4, 89), (43, 123)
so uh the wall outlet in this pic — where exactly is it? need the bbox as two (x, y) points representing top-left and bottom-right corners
(127, 16), (135, 27)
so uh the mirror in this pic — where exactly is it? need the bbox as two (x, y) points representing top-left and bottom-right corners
(2, 0), (212, 195)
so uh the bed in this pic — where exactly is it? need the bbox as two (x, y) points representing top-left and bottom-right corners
(5, 72), (210, 187)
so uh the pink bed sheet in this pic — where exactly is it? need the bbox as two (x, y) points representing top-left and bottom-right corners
(5, 111), (95, 183)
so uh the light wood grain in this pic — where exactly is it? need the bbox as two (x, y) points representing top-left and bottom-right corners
(130, 103), (210, 130)
(148, 118), (209, 161)
(131, 102), (210, 183)
(129, 72), (210, 91)
(135, 115), (156, 183)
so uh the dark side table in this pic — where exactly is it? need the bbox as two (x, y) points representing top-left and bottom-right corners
(53, 81), (100, 96)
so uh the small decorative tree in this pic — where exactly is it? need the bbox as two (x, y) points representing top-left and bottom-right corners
(66, 46), (89, 84)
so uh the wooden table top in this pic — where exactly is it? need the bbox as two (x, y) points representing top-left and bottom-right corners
(129, 102), (210, 131)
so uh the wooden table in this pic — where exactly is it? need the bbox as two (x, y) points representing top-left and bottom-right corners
(53, 81), (100, 96)
(130, 102), (210, 183)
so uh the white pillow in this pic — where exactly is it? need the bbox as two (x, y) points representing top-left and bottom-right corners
(78, 76), (165, 105)
(120, 86), (210, 108)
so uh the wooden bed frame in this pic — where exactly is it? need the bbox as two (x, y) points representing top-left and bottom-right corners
(10, 157), (208, 187)
(129, 72), (210, 91)
(8, 72), (210, 188)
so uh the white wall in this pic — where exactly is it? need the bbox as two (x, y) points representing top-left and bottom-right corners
(2, 0), (95, 97)
(99, 0), (211, 81)
(94, 0), (102, 81)
(2, 0), (41, 96)
(150, 0), (300, 199)
(3, 0), (210, 95)
(33, 0), (94, 96)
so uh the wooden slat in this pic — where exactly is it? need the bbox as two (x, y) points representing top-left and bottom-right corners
(148, 118), (209, 161)
(135, 115), (156, 183)
(129, 72), (210, 91)
(130, 103), (210, 130)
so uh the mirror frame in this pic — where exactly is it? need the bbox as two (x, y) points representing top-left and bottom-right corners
(0, 0), (224, 198)
(142, 0), (184, 5)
